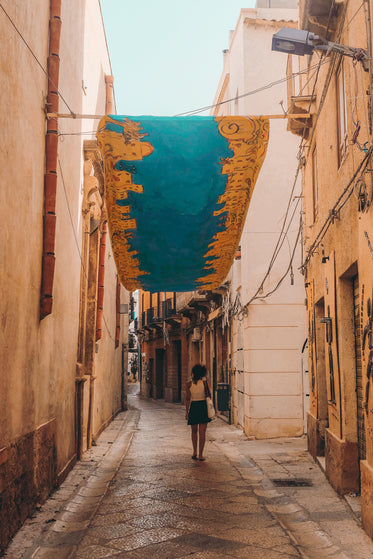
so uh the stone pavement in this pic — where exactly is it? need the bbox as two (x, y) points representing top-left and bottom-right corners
(4, 384), (373, 559)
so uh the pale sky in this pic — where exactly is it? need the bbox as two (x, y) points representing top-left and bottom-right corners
(100, 0), (256, 116)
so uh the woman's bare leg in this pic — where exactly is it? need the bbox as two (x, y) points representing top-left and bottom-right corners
(198, 423), (207, 459)
(191, 425), (198, 457)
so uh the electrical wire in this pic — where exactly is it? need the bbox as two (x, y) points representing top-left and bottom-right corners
(58, 156), (116, 342)
(232, 0), (346, 318)
(55, 61), (332, 129)
(228, 0), (365, 316)
(238, 50), (331, 310)
(345, 1), (365, 30)
(175, 60), (330, 117)
(59, 131), (98, 136)
(0, 2), (75, 116)
(254, 216), (303, 302)
(1, 2), (123, 341)
(297, 0), (344, 160)
(6, 0), (368, 315)
(302, 144), (373, 270)
(299, 0), (373, 269)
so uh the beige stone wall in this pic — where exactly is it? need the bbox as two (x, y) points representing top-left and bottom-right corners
(0, 0), (50, 446)
(297, 0), (373, 514)
(0, 0), (128, 550)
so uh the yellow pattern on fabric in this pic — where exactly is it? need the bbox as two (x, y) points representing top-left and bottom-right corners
(197, 116), (269, 289)
(96, 116), (152, 291)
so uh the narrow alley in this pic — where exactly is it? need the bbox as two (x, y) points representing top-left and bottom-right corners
(4, 385), (373, 559)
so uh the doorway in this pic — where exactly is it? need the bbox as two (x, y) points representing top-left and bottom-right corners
(353, 275), (366, 461)
(155, 349), (165, 399)
(314, 297), (328, 455)
(173, 340), (182, 402)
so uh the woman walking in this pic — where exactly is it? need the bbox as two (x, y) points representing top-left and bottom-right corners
(185, 364), (212, 461)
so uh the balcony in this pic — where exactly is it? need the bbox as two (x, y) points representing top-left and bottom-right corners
(161, 298), (181, 327)
(141, 308), (156, 331)
(161, 299), (174, 319)
(186, 292), (211, 313)
(286, 55), (315, 138)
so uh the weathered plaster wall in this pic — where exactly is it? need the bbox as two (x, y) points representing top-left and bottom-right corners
(0, 0), (50, 446)
(0, 0), (128, 550)
(81, 0), (129, 441)
(299, 0), (372, 503)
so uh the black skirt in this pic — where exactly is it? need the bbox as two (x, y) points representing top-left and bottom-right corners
(188, 400), (211, 425)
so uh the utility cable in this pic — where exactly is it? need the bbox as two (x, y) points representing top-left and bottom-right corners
(175, 60), (330, 117)
(345, 1), (365, 30)
(58, 156), (116, 342)
(254, 216), (303, 302)
(302, 144), (373, 270)
(232, 1), (340, 317)
(0, 2), (75, 116)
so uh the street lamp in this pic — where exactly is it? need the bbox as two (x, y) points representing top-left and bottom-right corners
(272, 27), (368, 64)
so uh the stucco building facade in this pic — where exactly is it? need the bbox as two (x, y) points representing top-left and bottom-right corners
(287, 0), (373, 540)
(0, 1), (129, 550)
(211, 1), (308, 439)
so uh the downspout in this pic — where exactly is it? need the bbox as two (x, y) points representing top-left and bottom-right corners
(95, 75), (113, 338)
(121, 342), (127, 410)
(364, 0), (373, 134)
(88, 75), (115, 447)
(40, 0), (62, 319)
(95, 221), (107, 341)
(115, 276), (121, 348)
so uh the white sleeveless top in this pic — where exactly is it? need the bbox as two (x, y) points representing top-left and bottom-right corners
(190, 377), (207, 401)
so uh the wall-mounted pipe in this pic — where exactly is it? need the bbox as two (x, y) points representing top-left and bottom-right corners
(96, 221), (107, 341)
(115, 276), (120, 348)
(40, 0), (62, 319)
(95, 75), (114, 338)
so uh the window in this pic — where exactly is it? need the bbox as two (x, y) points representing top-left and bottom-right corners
(336, 60), (348, 165)
(312, 145), (318, 221)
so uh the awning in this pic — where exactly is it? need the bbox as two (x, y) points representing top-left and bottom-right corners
(96, 115), (269, 292)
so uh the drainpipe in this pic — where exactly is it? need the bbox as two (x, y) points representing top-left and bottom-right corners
(95, 221), (107, 341)
(87, 75), (115, 446)
(95, 75), (113, 337)
(40, 0), (62, 319)
(364, 0), (373, 134)
(121, 343), (127, 410)
(115, 276), (121, 348)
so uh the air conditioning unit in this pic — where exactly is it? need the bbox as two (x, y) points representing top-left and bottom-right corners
(191, 327), (202, 342)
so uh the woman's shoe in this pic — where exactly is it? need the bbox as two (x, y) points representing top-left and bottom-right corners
(192, 455), (198, 460)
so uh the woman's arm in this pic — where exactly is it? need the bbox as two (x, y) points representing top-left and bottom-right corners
(185, 381), (191, 419)
(204, 378), (212, 399)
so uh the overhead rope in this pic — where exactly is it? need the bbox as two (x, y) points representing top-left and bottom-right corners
(0, 2), (75, 116)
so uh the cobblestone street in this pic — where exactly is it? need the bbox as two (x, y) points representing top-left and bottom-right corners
(5, 384), (373, 559)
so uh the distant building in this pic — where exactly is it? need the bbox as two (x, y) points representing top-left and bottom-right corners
(211, 3), (308, 439)
(137, 289), (228, 411)
(0, 1), (129, 550)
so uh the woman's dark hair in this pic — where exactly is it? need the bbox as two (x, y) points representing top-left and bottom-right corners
(191, 364), (206, 384)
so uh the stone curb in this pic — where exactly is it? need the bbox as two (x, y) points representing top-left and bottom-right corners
(5, 409), (140, 559)
(212, 438), (353, 559)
